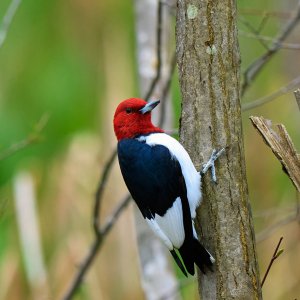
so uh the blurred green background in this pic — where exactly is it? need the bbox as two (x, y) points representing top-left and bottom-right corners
(0, 0), (299, 299)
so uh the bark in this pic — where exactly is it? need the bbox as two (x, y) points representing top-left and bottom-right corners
(134, 1), (179, 299)
(176, 0), (262, 299)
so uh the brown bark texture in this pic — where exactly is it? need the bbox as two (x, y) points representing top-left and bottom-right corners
(176, 0), (262, 299)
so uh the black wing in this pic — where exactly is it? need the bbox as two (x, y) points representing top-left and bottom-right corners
(117, 138), (183, 219)
(118, 137), (209, 276)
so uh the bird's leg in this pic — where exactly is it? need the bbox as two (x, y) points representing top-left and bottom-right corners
(200, 148), (225, 183)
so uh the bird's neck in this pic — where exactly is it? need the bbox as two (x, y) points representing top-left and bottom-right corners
(116, 122), (164, 141)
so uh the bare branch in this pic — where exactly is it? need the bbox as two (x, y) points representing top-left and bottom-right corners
(250, 116), (300, 192)
(0, 0), (22, 48)
(257, 13), (270, 35)
(93, 149), (117, 234)
(158, 52), (176, 127)
(239, 30), (300, 50)
(241, 1), (300, 96)
(256, 213), (297, 243)
(256, 194), (300, 243)
(98, 194), (131, 237)
(254, 205), (294, 219)
(0, 114), (49, 161)
(238, 18), (269, 50)
(134, 1), (179, 299)
(239, 8), (294, 19)
(242, 76), (300, 111)
(294, 88), (300, 111)
(62, 148), (126, 300)
(62, 194), (131, 300)
(143, 0), (163, 101)
(261, 237), (284, 287)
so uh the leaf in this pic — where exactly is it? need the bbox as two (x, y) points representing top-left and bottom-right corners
(274, 248), (284, 259)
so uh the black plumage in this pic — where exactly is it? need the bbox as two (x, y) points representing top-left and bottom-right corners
(117, 137), (213, 275)
(117, 138), (182, 218)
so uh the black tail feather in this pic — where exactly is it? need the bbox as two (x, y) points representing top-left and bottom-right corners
(192, 239), (214, 273)
(170, 250), (188, 277)
(178, 238), (214, 275)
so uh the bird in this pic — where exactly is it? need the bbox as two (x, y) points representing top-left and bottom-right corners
(113, 97), (222, 276)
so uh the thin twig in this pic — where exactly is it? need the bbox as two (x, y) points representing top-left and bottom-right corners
(256, 193), (300, 243)
(239, 30), (300, 50)
(0, 139), (35, 161)
(261, 237), (284, 287)
(0, 0), (22, 48)
(254, 205), (294, 219)
(238, 18), (269, 50)
(239, 8), (294, 19)
(242, 76), (300, 111)
(98, 194), (131, 237)
(159, 51), (176, 127)
(257, 13), (269, 35)
(241, 1), (300, 96)
(144, 0), (163, 101)
(0, 114), (49, 161)
(93, 149), (117, 234)
(256, 214), (297, 243)
(62, 194), (131, 300)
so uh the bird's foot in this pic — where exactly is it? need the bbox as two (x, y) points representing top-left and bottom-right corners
(200, 148), (225, 183)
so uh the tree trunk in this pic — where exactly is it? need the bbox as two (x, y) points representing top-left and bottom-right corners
(176, 0), (263, 299)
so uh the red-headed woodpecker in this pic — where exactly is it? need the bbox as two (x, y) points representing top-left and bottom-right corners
(113, 98), (222, 276)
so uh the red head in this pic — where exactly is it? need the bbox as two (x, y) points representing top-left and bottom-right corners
(113, 98), (163, 140)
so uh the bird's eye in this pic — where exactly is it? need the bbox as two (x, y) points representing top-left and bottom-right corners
(125, 108), (133, 114)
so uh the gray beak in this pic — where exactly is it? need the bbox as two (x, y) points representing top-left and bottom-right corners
(139, 100), (160, 114)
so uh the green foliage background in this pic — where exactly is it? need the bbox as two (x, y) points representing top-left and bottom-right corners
(0, 0), (299, 299)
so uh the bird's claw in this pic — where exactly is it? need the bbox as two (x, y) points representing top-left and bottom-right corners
(200, 148), (225, 183)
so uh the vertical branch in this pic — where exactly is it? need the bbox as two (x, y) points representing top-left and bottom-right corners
(93, 149), (117, 233)
(143, 1), (163, 101)
(159, 52), (177, 127)
(176, 0), (262, 299)
(13, 172), (49, 294)
(134, 1), (179, 299)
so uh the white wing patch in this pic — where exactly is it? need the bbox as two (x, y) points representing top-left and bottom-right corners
(141, 133), (202, 218)
(155, 197), (185, 249)
(146, 218), (173, 250)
